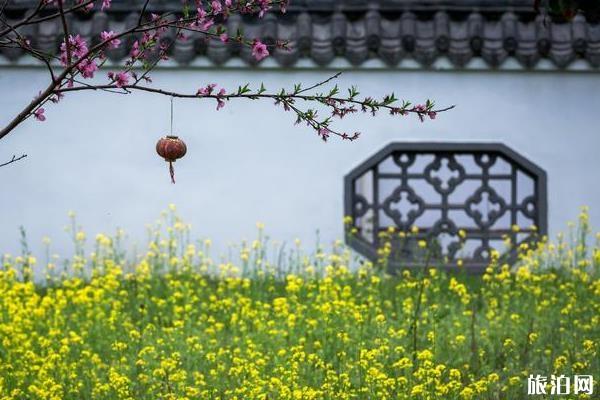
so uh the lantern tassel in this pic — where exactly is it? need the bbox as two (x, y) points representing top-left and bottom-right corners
(169, 161), (175, 184)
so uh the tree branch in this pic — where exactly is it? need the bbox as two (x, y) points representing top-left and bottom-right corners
(0, 154), (27, 168)
(137, 0), (151, 26)
(0, 8), (280, 141)
(0, 0), (96, 39)
(0, 0), (11, 16)
(0, 0), (452, 145)
(0, 0), (44, 38)
(2, 34), (57, 81)
(56, 0), (71, 66)
(55, 82), (455, 115)
(296, 72), (343, 94)
(53, 79), (454, 141)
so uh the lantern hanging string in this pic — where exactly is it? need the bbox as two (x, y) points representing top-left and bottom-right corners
(170, 96), (174, 136)
(170, 97), (175, 183)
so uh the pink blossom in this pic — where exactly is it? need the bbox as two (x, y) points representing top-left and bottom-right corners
(141, 32), (154, 46)
(220, 33), (229, 43)
(211, 1), (222, 14)
(225, 0), (232, 6)
(159, 42), (170, 60)
(101, 0), (111, 11)
(108, 71), (130, 88)
(100, 31), (121, 49)
(197, 83), (217, 96)
(251, 40), (269, 61)
(257, 0), (270, 18)
(216, 88), (226, 110)
(196, 7), (215, 30)
(49, 92), (64, 103)
(201, 19), (214, 31)
(60, 34), (88, 65)
(318, 128), (330, 142)
(131, 41), (141, 58)
(68, 35), (88, 56)
(78, 58), (98, 78)
(428, 111), (437, 120)
(34, 108), (46, 121)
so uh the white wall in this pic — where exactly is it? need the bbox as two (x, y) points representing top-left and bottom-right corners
(1, 67), (599, 260)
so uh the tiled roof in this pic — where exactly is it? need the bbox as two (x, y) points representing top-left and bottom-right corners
(2, 0), (599, 69)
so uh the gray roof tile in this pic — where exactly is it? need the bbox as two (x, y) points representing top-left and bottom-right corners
(2, 1), (599, 69)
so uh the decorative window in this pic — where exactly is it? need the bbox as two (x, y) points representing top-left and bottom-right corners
(344, 143), (547, 273)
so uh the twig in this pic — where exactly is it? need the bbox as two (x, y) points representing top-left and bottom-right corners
(53, 82), (453, 141)
(0, 0), (10, 16)
(0, 8), (243, 140)
(0, 154), (27, 168)
(0, 0), (95, 38)
(4, 36), (57, 81)
(0, 0), (45, 38)
(137, 0), (151, 26)
(133, 28), (182, 85)
(297, 72), (343, 94)
(56, 83), (455, 115)
(57, 0), (71, 66)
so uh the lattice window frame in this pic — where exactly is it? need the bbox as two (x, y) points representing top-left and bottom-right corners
(344, 142), (548, 273)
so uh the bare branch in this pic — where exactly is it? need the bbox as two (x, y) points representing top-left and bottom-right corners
(0, 0), (45, 38)
(137, 0), (151, 26)
(3, 34), (57, 81)
(24, 46), (57, 81)
(0, 154), (27, 168)
(297, 72), (343, 94)
(0, 0), (96, 39)
(0, 0), (11, 16)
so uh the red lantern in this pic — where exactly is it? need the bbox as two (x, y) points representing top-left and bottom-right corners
(156, 135), (187, 184)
